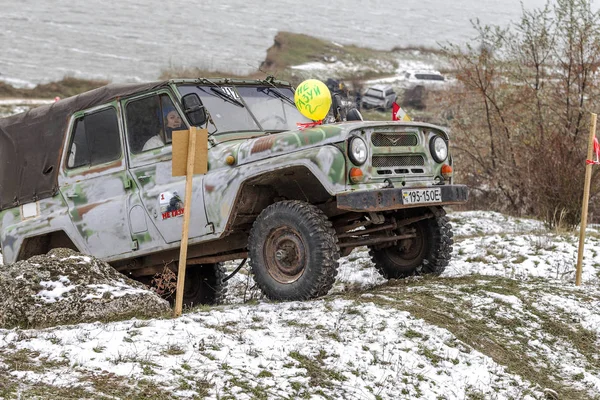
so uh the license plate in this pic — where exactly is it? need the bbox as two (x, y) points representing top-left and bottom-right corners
(402, 188), (442, 205)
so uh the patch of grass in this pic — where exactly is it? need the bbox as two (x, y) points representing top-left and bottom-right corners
(486, 249), (506, 260)
(326, 331), (343, 342)
(465, 255), (489, 263)
(512, 255), (527, 264)
(404, 329), (424, 339)
(342, 274), (595, 399)
(284, 320), (310, 328)
(229, 377), (270, 400)
(573, 372), (585, 381)
(345, 307), (363, 316)
(47, 334), (62, 345)
(288, 350), (347, 389)
(162, 344), (186, 356)
(261, 32), (397, 79)
(0, 370), (178, 399)
(419, 347), (442, 365)
(537, 315), (600, 370)
(142, 365), (155, 376)
(257, 370), (274, 378)
(2, 349), (41, 371)
(93, 345), (106, 353)
(206, 321), (238, 335)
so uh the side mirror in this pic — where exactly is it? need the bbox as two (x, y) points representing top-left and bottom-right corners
(182, 93), (207, 126)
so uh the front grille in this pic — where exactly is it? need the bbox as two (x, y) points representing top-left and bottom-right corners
(371, 133), (417, 147)
(372, 155), (425, 168)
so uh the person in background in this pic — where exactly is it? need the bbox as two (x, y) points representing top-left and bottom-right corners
(355, 88), (362, 111)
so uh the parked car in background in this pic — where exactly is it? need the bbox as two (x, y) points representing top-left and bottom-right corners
(360, 84), (397, 110)
(401, 70), (446, 90)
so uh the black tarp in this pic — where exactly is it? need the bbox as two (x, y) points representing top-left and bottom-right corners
(0, 81), (167, 211)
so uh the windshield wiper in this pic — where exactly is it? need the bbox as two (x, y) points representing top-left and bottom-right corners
(260, 85), (296, 107)
(210, 87), (245, 108)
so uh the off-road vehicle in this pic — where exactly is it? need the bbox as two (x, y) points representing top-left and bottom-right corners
(360, 84), (397, 110)
(0, 78), (468, 306)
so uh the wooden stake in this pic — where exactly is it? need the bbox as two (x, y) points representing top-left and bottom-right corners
(174, 127), (198, 316)
(576, 113), (598, 286)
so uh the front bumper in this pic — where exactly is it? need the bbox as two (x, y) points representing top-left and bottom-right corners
(336, 185), (469, 212)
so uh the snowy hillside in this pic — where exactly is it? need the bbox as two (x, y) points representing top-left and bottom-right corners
(1, 211), (600, 399)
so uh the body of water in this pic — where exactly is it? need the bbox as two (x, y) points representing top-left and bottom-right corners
(0, 0), (551, 85)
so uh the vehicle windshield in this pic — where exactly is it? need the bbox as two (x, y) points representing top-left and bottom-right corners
(365, 88), (384, 99)
(177, 85), (260, 134)
(177, 84), (311, 135)
(236, 86), (310, 131)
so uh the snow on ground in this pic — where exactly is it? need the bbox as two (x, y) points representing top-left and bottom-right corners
(0, 99), (54, 105)
(0, 99), (53, 118)
(0, 299), (542, 399)
(290, 58), (399, 83)
(445, 211), (600, 283)
(290, 49), (454, 91)
(1, 211), (600, 399)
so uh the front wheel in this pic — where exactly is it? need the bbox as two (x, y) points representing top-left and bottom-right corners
(369, 207), (453, 279)
(248, 200), (340, 301)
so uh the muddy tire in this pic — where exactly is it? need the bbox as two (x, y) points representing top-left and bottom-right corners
(369, 207), (453, 279)
(248, 200), (340, 301)
(181, 263), (227, 307)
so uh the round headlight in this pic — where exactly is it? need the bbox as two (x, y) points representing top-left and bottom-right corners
(430, 136), (448, 163)
(349, 137), (368, 165)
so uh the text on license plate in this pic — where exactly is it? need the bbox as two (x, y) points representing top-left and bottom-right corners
(402, 188), (442, 204)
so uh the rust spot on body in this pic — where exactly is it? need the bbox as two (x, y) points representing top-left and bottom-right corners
(251, 136), (275, 154)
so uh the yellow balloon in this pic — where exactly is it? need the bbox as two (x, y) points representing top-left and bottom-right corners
(294, 79), (332, 121)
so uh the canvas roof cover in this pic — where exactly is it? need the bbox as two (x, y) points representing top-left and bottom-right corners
(0, 81), (166, 211)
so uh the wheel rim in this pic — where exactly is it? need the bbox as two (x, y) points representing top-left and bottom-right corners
(263, 225), (307, 284)
(387, 222), (427, 268)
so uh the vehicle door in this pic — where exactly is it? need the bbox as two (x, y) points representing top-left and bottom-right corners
(59, 103), (147, 258)
(123, 91), (211, 243)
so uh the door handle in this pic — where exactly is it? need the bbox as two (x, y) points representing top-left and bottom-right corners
(138, 175), (151, 180)
(66, 192), (78, 199)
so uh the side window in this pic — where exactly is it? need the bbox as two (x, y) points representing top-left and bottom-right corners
(126, 94), (183, 154)
(67, 108), (121, 169)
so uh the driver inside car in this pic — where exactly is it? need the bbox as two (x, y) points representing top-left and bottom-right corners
(142, 108), (184, 151)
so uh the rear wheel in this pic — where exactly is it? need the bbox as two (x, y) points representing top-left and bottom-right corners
(248, 200), (340, 301)
(180, 263), (227, 307)
(369, 207), (453, 279)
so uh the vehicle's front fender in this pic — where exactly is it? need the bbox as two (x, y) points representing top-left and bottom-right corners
(203, 145), (346, 236)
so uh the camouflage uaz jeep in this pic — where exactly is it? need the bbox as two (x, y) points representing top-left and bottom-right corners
(0, 78), (468, 305)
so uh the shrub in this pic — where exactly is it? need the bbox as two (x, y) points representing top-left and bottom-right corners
(435, 0), (600, 227)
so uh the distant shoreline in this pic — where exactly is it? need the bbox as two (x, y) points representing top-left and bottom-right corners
(0, 32), (448, 101)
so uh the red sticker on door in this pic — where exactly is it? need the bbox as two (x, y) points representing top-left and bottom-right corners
(159, 191), (184, 220)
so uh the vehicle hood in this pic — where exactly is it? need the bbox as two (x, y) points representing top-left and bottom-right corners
(207, 121), (444, 168)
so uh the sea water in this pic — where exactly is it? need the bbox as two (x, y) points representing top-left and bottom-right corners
(0, 0), (552, 85)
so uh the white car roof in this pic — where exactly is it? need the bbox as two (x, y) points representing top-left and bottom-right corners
(366, 84), (393, 90)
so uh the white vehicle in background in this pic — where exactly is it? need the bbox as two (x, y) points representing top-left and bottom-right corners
(400, 70), (447, 90)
